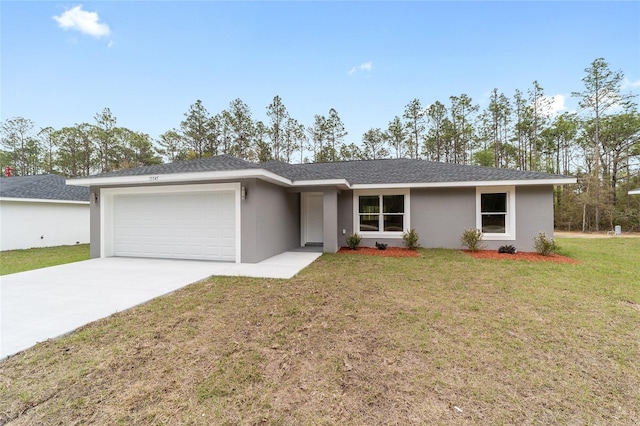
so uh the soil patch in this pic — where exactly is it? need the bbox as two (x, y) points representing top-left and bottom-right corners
(338, 246), (421, 257)
(464, 250), (578, 264)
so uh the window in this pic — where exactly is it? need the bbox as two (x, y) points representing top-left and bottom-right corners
(476, 186), (515, 240)
(354, 190), (409, 235)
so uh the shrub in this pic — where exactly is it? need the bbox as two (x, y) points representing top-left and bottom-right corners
(345, 233), (362, 250)
(498, 245), (517, 254)
(460, 228), (485, 252)
(533, 232), (558, 256)
(402, 228), (420, 250)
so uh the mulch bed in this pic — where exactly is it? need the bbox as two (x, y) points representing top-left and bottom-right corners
(338, 247), (578, 263)
(464, 250), (578, 264)
(338, 247), (421, 257)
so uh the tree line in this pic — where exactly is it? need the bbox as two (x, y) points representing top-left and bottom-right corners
(2, 58), (639, 232)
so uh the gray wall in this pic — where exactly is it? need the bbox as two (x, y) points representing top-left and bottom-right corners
(410, 187), (476, 249)
(340, 185), (555, 252)
(242, 179), (300, 263)
(512, 185), (554, 252)
(337, 190), (353, 248)
(89, 188), (101, 259)
(322, 188), (339, 253)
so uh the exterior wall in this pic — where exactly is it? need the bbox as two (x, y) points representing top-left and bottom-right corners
(341, 185), (555, 252)
(337, 190), (353, 248)
(512, 186), (554, 252)
(0, 200), (89, 251)
(242, 179), (300, 263)
(322, 188), (339, 253)
(410, 187), (476, 249)
(89, 189), (101, 258)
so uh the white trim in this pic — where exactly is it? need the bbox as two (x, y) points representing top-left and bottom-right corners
(300, 192), (323, 246)
(294, 179), (350, 188)
(68, 169), (291, 188)
(350, 178), (575, 190)
(353, 189), (410, 238)
(68, 170), (575, 190)
(476, 186), (516, 241)
(100, 183), (241, 263)
(629, 189), (640, 195)
(0, 197), (89, 205)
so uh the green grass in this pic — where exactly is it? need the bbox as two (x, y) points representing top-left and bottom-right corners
(0, 244), (90, 275)
(1, 238), (639, 424)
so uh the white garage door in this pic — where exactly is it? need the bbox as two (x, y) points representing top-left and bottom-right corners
(112, 191), (236, 262)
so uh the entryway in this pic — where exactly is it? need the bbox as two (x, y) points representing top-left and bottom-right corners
(301, 193), (323, 247)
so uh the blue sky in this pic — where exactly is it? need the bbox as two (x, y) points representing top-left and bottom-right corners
(2, 1), (639, 151)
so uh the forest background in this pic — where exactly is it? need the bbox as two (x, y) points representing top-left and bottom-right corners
(2, 58), (639, 233)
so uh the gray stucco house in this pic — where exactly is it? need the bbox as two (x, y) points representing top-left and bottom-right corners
(67, 155), (576, 263)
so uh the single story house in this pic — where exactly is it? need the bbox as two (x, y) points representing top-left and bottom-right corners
(0, 174), (90, 251)
(67, 155), (576, 263)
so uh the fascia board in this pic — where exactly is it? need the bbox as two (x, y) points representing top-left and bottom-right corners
(0, 197), (89, 205)
(350, 177), (577, 190)
(67, 169), (292, 187)
(292, 179), (351, 189)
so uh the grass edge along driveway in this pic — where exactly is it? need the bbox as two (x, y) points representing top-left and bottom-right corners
(1, 238), (639, 424)
(0, 244), (89, 276)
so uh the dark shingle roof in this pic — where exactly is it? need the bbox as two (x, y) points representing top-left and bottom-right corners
(79, 155), (258, 179)
(0, 174), (90, 201)
(284, 158), (569, 185)
(68, 154), (571, 186)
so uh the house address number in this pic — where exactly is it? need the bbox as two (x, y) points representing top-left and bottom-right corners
(149, 176), (159, 182)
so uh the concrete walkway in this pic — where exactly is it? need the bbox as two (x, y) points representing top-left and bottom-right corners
(0, 251), (321, 359)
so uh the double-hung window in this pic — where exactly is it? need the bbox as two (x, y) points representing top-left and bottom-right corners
(355, 190), (409, 235)
(476, 186), (515, 240)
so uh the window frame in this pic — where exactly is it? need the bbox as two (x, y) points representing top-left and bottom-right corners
(476, 186), (516, 240)
(353, 189), (410, 237)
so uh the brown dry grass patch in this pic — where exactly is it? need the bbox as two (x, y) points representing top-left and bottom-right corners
(1, 239), (639, 424)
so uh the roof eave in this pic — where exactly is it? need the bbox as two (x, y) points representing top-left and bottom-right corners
(292, 179), (351, 190)
(66, 169), (293, 188)
(350, 177), (577, 189)
(0, 197), (89, 204)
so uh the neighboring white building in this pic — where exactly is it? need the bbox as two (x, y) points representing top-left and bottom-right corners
(0, 174), (90, 251)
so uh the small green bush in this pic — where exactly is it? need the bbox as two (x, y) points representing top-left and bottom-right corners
(402, 228), (420, 250)
(345, 233), (362, 250)
(460, 228), (485, 252)
(533, 232), (558, 256)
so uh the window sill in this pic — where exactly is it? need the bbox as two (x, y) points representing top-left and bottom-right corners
(482, 233), (515, 241)
(358, 231), (404, 239)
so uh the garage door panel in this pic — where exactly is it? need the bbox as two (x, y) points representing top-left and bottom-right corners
(112, 190), (236, 262)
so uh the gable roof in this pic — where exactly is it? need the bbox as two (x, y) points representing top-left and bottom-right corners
(67, 154), (576, 188)
(0, 174), (90, 202)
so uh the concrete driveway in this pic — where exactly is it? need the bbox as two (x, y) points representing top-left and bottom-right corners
(0, 252), (321, 359)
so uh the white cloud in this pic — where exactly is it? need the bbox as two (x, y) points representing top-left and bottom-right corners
(547, 94), (567, 115)
(622, 78), (640, 90)
(348, 61), (373, 76)
(53, 5), (111, 38)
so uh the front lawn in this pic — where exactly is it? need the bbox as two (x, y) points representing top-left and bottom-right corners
(0, 244), (90, 276)
(1, 238), (639, 424)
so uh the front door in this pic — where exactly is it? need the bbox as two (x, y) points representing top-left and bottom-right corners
(303, 193), (323, 245)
